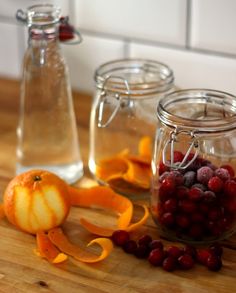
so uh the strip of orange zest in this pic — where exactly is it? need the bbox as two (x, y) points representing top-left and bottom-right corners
(36, 231), (68, 264)
(0, 203), (5, 220)
(79, 204), (149, 237)
(48, 227), (113, 263)
(125, 205), (149, 232)
(68, 185), (133, 231)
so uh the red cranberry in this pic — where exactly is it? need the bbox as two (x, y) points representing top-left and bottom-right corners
(179, 199), (197, 213)
(164, 198), (178, 212)
(208, 207), (223, 221)
(111, 230), (130, 246)
(167, 246), (183, 259)
(159, 161), (169, 175)
(224, 180), (236, 197)
(134, 244), (150, 259)
(149, 239), (164, 251)
(169, 170), (184, 186)
(189, 224), (203, 239)
(221, 165), (235, 178)
(188, 187), (203, 201)
(177, 186), (189, 199)
(209, 243), (223, 257)
(197, 166), (214, 185)
(206, 255), (222, 271)
(197, 249), (212, 265)
(138, 235), (152, 247)
(161, 177), (176, 194)
(183, 245), (197, 259)
(178, 254), (195, 270)
(160, 212), (175, 227)
(148, 248), (165, 266)
(123, 240), (137, 254)
(208, 176), (224, 192)
(174, 151), (184, 163)
(162, 256), (176, 271)
(191, 212), (205, 223)
(176, 214), (191, 229)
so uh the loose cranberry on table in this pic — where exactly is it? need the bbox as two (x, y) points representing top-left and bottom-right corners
(111, 230), (130, 246)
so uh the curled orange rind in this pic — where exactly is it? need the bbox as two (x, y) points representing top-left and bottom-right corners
(68, 185), (149, 237)
(48, 227), (113, 263)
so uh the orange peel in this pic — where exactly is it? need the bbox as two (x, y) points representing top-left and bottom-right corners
(68, 185), (149, 237)
(48, 227), (113, 263)
(0, 203), (5, 220)
(36, 230), (68, 264)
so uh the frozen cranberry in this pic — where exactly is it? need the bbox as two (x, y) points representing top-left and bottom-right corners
(183, 245), (197, 259)
(176, 214), (190, 229)
(192, 183), (207, 191)
(184, 171), (196, 187)
(178, 254), (195, 270)
(208, 176), (224, 192)
(138, 234), (152, 247)
(197, 249), (212, 265)
(215, 168), (230, 181)
(188, 187), (203, 201)
(197, 166), (214, 185)
(174, 151), (184, 163)
(123, 240), (137, 254)
(111, 230), (130, 246)
(202, 190), (217, 203)
(177, 186), (189, 199)
(209, 243), (223, 257)
(134, 244), (149, 258)
(148, 248), (165, 266)
(169, 171), (184, 186)
(179, 199), (197, 213)
(206, 255), (222, 271)
(164, 198), (178, 212)
(149, 239), (164, 251)
(167, 246), (183, 259)
(161, 177), (176, 194)
(221, 164), (235, 178)
(224, 180), (236, 197)
(160, 212), (175, 227)
(162, 256), (176, 271)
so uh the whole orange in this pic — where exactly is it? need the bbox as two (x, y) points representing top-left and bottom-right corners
(3, 170), (71, 234)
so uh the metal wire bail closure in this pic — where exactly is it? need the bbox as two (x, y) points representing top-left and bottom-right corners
(97, 76), (131, 128)
(162, 129), (199, 170)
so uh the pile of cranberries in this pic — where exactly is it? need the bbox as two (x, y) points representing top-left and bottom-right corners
(156, 151), (236, 241)
(111, 230), (223, 272)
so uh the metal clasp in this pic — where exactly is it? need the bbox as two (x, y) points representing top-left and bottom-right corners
(97, 76), (131, 128)
(162, 129), (199, 170)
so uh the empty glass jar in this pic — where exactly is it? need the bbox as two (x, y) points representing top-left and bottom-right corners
(16, 4), (83, 184)
(151, 89), (236, 243)
(89, 59), (175, 197)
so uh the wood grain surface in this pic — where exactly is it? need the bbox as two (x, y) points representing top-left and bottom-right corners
(0, 78), (236, 293)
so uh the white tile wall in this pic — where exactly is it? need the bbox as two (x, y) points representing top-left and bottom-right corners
(73, 0), (187, 46)
(190, 0), (236, 55)
(62, 34), (125, 92)
(0, 0), (236, 96)
(130, 43), (236, 95)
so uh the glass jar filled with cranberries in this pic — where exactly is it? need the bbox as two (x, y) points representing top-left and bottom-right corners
(151, 89), (236, 244)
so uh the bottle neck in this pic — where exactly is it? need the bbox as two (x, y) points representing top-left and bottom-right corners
(28, 25), (59, 44)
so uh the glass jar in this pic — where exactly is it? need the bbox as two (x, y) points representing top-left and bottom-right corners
(89, 59), (175, 197)
(151, 89), (236, 244)
(15, 4), (83, 184)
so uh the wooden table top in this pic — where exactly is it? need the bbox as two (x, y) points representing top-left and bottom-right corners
(0, 77), (236, 293)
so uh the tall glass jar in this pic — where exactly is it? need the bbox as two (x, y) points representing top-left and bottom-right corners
(151, 89), (236, 243)
(89, 59), (175, 197)
(15, 4), (83, 184)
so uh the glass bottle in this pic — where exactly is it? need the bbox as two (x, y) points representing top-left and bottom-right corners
(89, 59), (175, 197)
(151, 89), (236, 244)
(15, 4), (83, 184)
